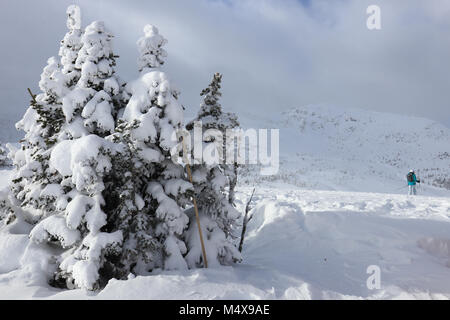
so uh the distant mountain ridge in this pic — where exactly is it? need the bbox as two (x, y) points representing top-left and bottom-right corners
(239, 104), (450, 196)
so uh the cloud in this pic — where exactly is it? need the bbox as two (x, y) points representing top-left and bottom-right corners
(0, 0), (449, 141)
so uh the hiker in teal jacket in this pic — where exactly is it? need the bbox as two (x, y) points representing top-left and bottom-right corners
(406, 170), (420, 195)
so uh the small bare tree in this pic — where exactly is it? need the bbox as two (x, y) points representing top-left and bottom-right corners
(238, 188), (256, 253)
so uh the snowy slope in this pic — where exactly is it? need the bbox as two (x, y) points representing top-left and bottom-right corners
(1, 184), (450, 299)
(239, 104), (450, 196)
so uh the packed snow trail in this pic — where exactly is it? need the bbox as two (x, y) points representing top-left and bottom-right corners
(1, 175), (450, 299)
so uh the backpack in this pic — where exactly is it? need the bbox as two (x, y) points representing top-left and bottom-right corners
(407, 172), (414, 182)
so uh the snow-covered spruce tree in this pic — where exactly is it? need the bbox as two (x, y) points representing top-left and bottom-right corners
(59, 5), (83, 88)
(61, 20), (120, 140)
(58, 6), (129, 140)
(30, 134), (123, 290)
(28, 20), (124, 290)
(110, 25), (192, 276)
(184, 73), (242, 267)
(8, 5), (83, 223)
(8, 57), (67, 222)
(188, 73), (240, 205)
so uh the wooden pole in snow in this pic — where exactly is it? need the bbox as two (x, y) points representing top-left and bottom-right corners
(180, 132), (208, 268)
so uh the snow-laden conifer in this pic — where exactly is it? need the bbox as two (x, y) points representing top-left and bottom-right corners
(26, 18), (124, 290)
(9, 57), (66, 222)
(30, 134), (123, 290)
(59, 5), (83, 87)
(62, 21), (119, 139)
(8, 6), (84, 222)
(185, 73), (242, 267)
(111, 25), (192, 275)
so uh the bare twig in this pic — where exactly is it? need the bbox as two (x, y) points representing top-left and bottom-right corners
(27, 88), (37, 104)
(239, 188), (256, 253)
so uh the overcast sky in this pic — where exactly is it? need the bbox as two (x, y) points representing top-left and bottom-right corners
(1, 0), (449, 140)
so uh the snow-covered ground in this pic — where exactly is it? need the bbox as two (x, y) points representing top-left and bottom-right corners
(1, 104), (449, 299)
(1, 171), (450, 299)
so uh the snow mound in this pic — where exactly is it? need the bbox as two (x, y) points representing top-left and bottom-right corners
(0, 233), (28, 273)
